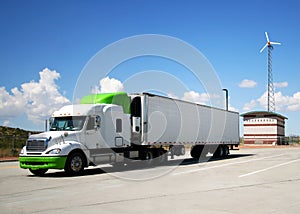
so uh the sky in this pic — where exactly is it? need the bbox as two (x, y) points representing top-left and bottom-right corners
(0, 0), (300, 136)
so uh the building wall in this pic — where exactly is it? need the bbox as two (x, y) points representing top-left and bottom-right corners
(243, 115), (285, 144)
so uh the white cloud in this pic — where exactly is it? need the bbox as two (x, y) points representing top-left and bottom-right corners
(91, 77), (124, 94)
(238, 79), (257, 88)
(90, 85), (101, 94)
(168, 91), (239, 111)
(0, 68), (70, 125)
(275, 91), (300, 111)
(167, 93), (179, 99)
(228, 105), (239, 112)
(0, 86), (26, 118)
(274, 82), (288, 88)
(243, 90), (300, 112)
(243, 99), (257, 111)
(3, 120), (11, 127)
(182, 91), (210, 105)
(256, 91), (268, 109)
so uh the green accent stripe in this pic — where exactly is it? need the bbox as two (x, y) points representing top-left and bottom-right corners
(80, 92), (131, 114)
(19, 156), (67, 170)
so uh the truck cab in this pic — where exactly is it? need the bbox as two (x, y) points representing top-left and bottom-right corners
(19, 93), (131, 175)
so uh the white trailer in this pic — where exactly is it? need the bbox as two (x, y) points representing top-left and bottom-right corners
(19, 92), (239, 176)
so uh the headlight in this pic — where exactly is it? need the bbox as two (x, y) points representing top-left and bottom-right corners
(46, 148), (62, 154)
(20, 148), (25, 155)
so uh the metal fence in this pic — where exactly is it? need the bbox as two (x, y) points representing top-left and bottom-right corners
(240, 136), (300, 145)
(284, 136), (300, 145)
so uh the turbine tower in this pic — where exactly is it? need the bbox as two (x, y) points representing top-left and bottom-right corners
(260, 32), (281, 112)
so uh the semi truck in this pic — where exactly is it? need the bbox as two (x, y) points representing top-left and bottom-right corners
(19, 92), (239, 176)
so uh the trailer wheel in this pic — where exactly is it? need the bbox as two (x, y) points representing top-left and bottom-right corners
(213, 145), (224, 158)
(65, 152), (85, 175)
(190, 146), (199, 159)
(223, 145), (229, 157)
(190, 145), (203, 159)
(29, 168), (48, 176)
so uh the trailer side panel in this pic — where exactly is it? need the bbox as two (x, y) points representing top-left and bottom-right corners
(142, 94), (239, 146)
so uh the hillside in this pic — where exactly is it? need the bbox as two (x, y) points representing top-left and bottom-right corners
(0, 126), (40, 157)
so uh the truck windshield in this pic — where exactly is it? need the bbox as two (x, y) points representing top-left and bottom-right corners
(50, 116), (86, 131)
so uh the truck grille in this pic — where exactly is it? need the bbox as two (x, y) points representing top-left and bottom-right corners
(26, 139), (48, 152)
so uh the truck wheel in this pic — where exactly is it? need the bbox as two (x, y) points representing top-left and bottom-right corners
(141, 150), (153, 166)
(29, 168), (48, 176)
(65, 152), (85, 175)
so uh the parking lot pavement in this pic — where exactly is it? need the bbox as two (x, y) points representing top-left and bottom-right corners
(1, 147), (300, 214)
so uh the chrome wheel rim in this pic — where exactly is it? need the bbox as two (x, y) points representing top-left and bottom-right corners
(70, 155), (83, 172)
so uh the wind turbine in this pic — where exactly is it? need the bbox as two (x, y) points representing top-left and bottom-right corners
(260, 32), (281, 112)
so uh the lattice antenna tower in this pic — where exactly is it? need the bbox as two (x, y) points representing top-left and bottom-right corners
(260, 32), (281, 112)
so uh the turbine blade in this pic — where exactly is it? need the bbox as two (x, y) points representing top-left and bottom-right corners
(260, 43), (268, 53)
(265, 32), (270, 42)
(270, 42), (281, 45)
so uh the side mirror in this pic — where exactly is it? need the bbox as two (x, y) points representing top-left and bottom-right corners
(49, 117), (54, 130)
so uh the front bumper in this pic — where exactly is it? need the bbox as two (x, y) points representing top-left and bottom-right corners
(19, 156), (67, 170)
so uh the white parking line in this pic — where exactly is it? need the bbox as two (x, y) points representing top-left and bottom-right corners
(239, 158), (300, 178)
(172, 154), (285, 176)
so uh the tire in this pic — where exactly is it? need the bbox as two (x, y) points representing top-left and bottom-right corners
(223, 145), (229, 157)
(190, 146), (198, 159)
(214, 145), (229, 158)
(29, 168), (48, 176)
(65, 152), (85, 175)
(213, 145), (224, 158)
(141, 150), (154, 166)
(190, 145), (203, 159)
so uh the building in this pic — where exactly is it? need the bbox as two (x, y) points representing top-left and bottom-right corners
(241, 111), (287, 145)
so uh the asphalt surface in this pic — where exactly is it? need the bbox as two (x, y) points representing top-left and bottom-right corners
(1, 147), (300, 214)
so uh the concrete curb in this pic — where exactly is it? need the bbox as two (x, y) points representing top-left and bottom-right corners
(0, 158), (18, 163)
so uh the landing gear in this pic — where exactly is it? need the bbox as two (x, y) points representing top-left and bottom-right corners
(170, 145), (186, 159)
(154, 149), (168, 165)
